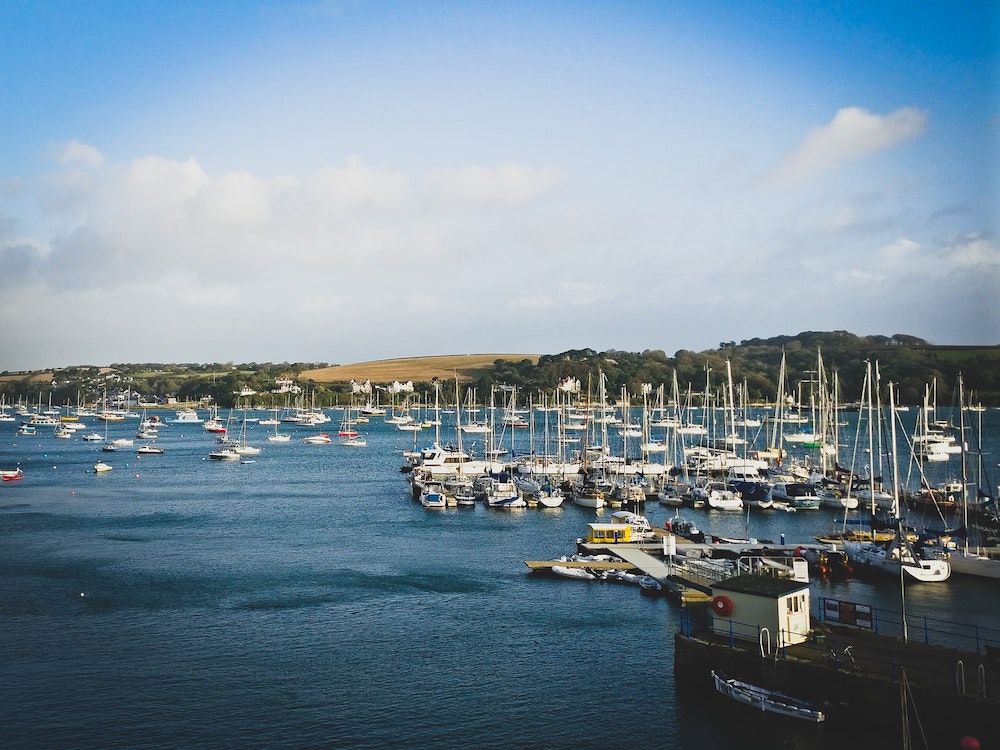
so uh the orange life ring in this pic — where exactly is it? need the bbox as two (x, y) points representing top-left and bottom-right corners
(712, 595), (734, 617)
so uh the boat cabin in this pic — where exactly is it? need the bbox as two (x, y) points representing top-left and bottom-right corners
(585, 523), (632, 545)
(709, 574), (811, 648)
(609, 511), (651, 533)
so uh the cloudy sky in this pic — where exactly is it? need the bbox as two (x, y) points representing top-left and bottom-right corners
(1, 1), (996, 370)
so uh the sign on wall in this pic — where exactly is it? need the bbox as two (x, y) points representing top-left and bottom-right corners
(823, 598), (873, 629)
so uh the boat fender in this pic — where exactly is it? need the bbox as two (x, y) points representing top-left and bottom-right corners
(712, 595), (734, 617)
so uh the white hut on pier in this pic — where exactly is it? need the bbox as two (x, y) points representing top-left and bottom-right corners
(709, 574), (811, 648)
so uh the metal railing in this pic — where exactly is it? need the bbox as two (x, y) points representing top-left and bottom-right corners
(815, 596), (1000, 655)
(679, 609), (994, 698)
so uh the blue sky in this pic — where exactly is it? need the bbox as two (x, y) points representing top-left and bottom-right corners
(1, 0), (996, 370)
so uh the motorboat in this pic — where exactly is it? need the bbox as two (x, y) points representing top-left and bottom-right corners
(208, 448), (241, 461)
(657, 483), (685, 508)
(170, 409), (202, 424)
(420, 480), (448, 509)
(406, 442), (490, 478)
(726, 465), (772, 508)
(609, 510), (653, 536)
(663, 515), (704, 543)
(639, 576), (665, 597)
(136, 445), (165, 454)
(484, 474), (526, 509)
(770, 482), (821, 510)
(707, 485), (744, 511)
(26, 413), (60, 428)
(692, 479), (744, 511)
(444, 477), (476, 505)
(93, 461), (113, 473)
(302, 433), (332, 445)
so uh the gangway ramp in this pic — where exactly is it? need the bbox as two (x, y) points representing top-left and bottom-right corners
(606, 546), (672, 581)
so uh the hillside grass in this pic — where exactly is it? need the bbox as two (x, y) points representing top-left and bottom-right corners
(300, 354), (539, 384)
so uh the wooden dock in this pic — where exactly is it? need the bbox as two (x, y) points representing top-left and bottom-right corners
(526, 543), (713, 604)
(524, 559), (636, 571)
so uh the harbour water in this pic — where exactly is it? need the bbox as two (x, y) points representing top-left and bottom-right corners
(1, 407), (997, 749)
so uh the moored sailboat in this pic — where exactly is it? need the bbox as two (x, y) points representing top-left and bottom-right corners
(843, 379), (950, 582)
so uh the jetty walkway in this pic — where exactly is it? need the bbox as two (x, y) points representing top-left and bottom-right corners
(526, 538), (718, 604)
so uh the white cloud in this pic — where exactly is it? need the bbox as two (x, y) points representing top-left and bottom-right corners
(56, 140), (104, 168)
(195, 169), (288, 226)
(124, 155), (208, 202)
(876, 237), (921, 263)
(511, 294), (557, 310)
(767, 106), (927, 186)
(873, 233), (999, 276)
(834, 268), (887, 284)
(303, 156), (408, 213)
(435, 162), (560, 204)
(947, 233), (1000, 269)
(10, 152), (570, 298)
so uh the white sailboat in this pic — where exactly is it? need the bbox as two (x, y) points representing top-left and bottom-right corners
(843, 379), (950, 582)
(944, 375), (1000, 579)
(265, 407), (291, 442)
(338, 399), (367, 447)
(234, 407), (262, 456)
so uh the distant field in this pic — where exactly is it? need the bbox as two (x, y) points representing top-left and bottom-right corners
(301, 354), (539, 384)
(0, 371), (58, 384)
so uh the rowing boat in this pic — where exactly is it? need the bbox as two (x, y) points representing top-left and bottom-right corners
(711, 670), (825, 723)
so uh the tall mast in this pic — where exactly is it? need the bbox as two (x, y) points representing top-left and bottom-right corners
(958, 374), (969, 555)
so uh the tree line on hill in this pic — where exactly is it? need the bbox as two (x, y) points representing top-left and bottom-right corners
(472, 332), (999, 408)
(1, 332), (997, 409)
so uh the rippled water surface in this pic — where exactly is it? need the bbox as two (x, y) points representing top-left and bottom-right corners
(1, 407), (997, 748)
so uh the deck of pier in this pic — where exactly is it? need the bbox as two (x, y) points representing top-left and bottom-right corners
(609, 546), (714, 604)
(525, 543), (713, 604)
(676, 620), (998, 745)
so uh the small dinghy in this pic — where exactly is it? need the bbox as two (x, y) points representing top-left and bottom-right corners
(711, 671), (825, 723)
(550, 565), (597, 580)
